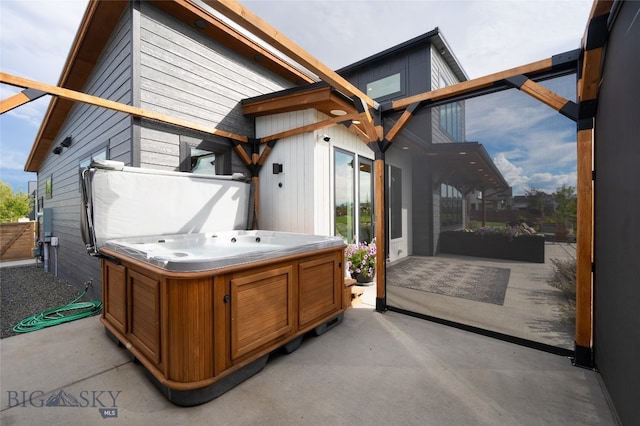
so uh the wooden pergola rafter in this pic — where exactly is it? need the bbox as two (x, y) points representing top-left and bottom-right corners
(0, 72), (249, 144)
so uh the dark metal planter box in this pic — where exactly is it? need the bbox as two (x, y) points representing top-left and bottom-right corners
(439, 231), (545, 263)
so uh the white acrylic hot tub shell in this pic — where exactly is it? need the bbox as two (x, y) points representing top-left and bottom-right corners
(103, 230), (345, 272)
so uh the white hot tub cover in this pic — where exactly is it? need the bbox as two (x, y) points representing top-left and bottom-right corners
(81, 160), (252, 254)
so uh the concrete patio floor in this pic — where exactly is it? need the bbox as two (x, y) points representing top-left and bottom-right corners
(0, 283), (617, 425)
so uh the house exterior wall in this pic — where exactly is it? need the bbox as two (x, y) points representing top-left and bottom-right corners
(255, 109), (318, 234)
(136, 2), (292, 173)
(593, 1), (640, 423)
(35, 5), (134, 292)
(255, 111), (374, 237)
(386, 149), (413, 262)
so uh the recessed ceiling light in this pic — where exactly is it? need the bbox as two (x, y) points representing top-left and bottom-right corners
(459, 151), (467, 155)
(402, 146), (409, 150)
(330, 109), (347, 116)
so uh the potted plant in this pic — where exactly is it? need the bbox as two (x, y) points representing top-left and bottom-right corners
(345, 239), (377, 284)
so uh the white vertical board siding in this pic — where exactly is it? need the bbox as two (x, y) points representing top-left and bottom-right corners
(36, 6), (134, 291)
(256, 110), (372, 237)
(386, 149), (413, 262)
(255, 110), (316, 234)
(138, 3), (292, 171)
(312, 112), (332, 236)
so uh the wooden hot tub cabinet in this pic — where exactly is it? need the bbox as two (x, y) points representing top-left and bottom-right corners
(100, 245), (346, 406)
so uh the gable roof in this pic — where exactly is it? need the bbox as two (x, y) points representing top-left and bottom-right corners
(25, 0), (315, 172)
(337, 28), (468, 82)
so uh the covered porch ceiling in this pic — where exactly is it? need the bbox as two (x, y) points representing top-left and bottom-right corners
(241, 83), (357, 119)
(423, 142), (510, 193)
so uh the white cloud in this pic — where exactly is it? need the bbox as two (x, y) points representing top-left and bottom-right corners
(494, 151), (576, 195)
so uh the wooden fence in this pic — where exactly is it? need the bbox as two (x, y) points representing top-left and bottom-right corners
(0, 221), (36, 261)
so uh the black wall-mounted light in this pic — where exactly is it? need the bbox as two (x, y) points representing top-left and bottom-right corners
(272, 163), (283, 174)
(60, 136), (72, 147)
(52, 146), (63, 155)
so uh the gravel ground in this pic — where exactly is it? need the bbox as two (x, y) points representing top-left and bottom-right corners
(0, 265), (96, 339)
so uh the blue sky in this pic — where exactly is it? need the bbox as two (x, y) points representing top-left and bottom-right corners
(466, 74), (578, 194)
(0, 0), (592, 194)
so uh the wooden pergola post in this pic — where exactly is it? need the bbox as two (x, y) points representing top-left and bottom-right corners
(374, 154), (386, 312)
(574, 121), (594, 367)
(572, 0), (611, 368)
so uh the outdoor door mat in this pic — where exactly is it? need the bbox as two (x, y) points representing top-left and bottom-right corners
(387, 257), (511, 305)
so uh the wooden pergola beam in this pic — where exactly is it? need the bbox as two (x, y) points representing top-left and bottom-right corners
(259, 112), (361, 144)
(505, 75), (577, 121)
(391, 57), (553, 111)
(203, 0), (378, 110)
(0, 72), (248, 143)
(0, 88), (46, 114)
(385, 103), (419, 142)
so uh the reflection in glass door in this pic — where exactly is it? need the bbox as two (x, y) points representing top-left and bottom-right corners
(359, 159), (374, 243)
(334, 149), (355, 242)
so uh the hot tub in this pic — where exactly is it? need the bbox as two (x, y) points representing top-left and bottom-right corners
(103, 230), (345, 272)
(81, 161), (347, 406)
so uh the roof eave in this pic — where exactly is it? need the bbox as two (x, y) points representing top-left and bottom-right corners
(24, 0), (126, 172)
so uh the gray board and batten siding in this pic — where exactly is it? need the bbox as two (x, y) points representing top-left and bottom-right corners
(593, 1), (640, 423)
(37, 1), (295, 297)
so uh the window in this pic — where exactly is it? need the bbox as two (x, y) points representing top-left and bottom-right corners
(334, 150), (375, 243)
(439, 101), (463, 141)
(440, 183), (462, 228)
(188, 147), (220, 175)
(359, 159), (374, 243)
(389, 165), (402, 239)
(179, 138), (230, 175)
(79, 147), (107, 169)
(334, 149), (355, 242)
(438, 73), (464, 141)
(366, 73), (401, 99)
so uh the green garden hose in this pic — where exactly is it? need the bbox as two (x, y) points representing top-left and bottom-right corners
(12, 284), (103, 333)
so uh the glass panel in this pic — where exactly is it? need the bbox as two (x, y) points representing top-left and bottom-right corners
(386, 74), (577, 351)
(390, 165), (402, 239)
(439, 101), (463, 141)
(334, 149), (355, 242)
(359, 159), (374, 243)
(366, 73), (401, 99)
(79, 148), (106, 169)
(190, 147), (218, 175)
